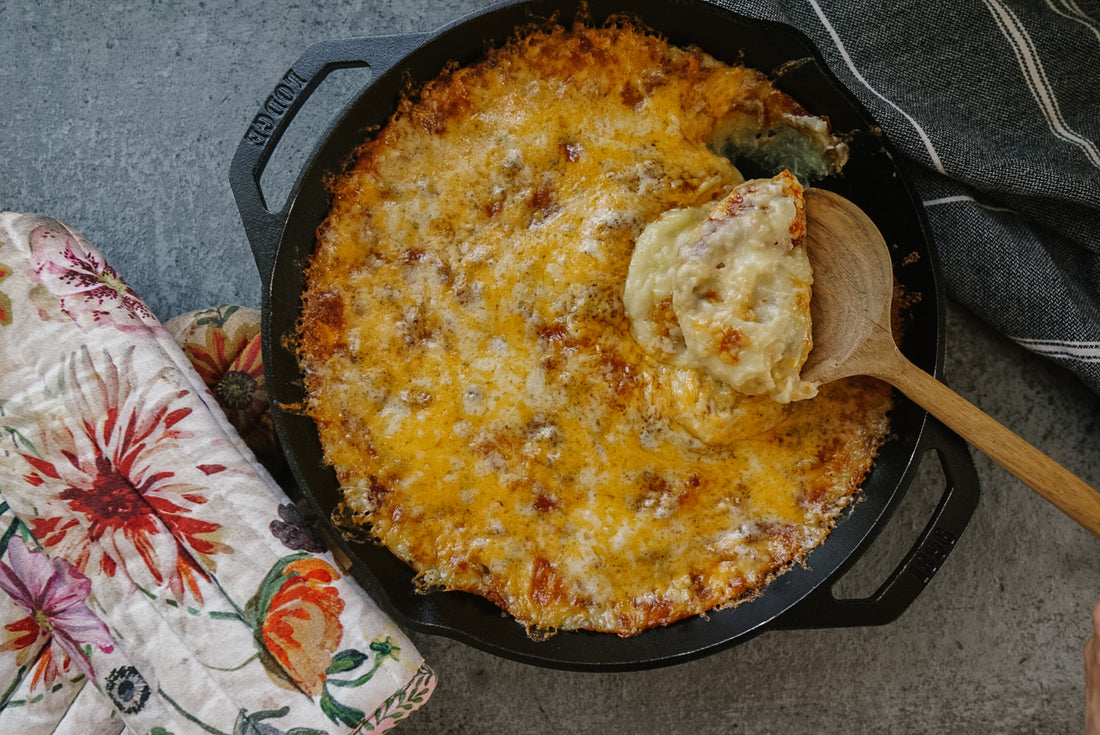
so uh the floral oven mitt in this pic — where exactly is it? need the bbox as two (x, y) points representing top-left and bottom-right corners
(0, 213), (435, 734)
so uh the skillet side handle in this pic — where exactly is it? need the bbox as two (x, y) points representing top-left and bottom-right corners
(772, 416), (980, 629)
(229, 33), (429, 283)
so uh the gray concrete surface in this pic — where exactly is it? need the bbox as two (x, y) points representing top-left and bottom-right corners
(3, 1), (1097, 733)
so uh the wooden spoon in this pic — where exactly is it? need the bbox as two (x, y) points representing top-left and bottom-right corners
(802, 187), (1100, 539)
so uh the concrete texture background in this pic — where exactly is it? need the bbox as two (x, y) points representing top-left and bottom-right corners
(2, 1), (1097, 732)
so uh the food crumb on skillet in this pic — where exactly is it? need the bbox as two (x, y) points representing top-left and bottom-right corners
(297, 18), (892, 638)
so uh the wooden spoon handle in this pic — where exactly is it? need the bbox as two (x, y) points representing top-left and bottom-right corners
(879, 352), (1100, 538)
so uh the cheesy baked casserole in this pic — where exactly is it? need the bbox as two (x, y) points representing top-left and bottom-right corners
(298, 19), (893, 637)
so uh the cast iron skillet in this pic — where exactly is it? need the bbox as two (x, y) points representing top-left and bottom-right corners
(230, 0), (980, 671)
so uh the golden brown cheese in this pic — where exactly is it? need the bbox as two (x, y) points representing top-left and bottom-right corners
(299, 20), (892, 637)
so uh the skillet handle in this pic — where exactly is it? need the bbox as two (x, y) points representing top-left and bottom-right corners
(229, 33), (429, 283)
(772, 416), (980, 629)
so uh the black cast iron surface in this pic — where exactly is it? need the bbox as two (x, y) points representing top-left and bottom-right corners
(230, 0), (980, 670)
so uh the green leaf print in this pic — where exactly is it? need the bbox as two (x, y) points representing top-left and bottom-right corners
(194, 305), (241, 329)
(320, 684), (365, 727)
(325, 649), (369, 675)
(359, 664), (437, 732)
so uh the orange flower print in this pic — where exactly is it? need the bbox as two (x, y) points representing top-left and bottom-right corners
(248, 553), (345, 696)
(167, 306), (280, 471)
(13, 346), (231, 602)
(173, 307), (252, 385)
(198, 329), (272, 456)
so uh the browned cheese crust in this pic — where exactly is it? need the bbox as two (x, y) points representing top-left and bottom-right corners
(297, 20), (892, 637)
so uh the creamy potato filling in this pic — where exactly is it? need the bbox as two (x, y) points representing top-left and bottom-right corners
(625, 170), (817, 403)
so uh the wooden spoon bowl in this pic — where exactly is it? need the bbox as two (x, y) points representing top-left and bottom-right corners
(803, 188), (1100, 538)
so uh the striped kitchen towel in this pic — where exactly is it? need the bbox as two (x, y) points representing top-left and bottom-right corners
(714, 0), (1100, 393)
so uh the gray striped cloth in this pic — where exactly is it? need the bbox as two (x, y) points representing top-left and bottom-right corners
(713, 0), (1100, 394)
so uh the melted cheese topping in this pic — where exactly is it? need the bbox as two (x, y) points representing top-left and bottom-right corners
(625, 170), (817, 403)
(299, 21), (891, 637)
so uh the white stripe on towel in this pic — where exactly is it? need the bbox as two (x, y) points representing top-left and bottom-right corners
(1045, 0), (1100, 44)
(805, 0), (946, 174)
(984, 0), (1100, 167)
(1014, 338), (1100, 362)
(923, 195), (1016, 213)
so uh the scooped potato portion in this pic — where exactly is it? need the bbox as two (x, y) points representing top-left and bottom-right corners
(625, 170), (817, 403)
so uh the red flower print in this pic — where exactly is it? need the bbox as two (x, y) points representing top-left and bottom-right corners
(0, 540), (114, 688)
(15, 345), (232, 602)
(248, 554), (345, 696)
(27, 221), (154, 332)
